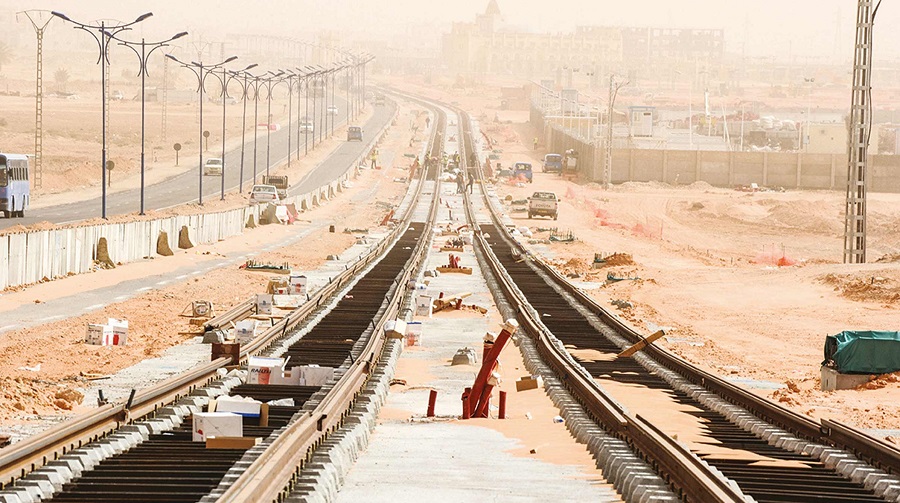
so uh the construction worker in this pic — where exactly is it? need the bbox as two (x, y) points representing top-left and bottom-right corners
(533, 137), (538, 151)
(466, 172), (474, 194)
(370, 148), (378, 169)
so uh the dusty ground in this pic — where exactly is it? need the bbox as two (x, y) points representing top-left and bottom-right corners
(0, 99), (427, 425)
(387, 74), (900, 434)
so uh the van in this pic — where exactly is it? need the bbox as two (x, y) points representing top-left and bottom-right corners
(542, 153), (563, 173)
(512, 162), (533, 183)
(347, 126), (363, 141)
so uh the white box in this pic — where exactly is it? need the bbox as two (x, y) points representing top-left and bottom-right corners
(406, 322), (423, 347)
(85, 324), (108, 345)
(384, 319), (407, 339)
(415, 295), (433, 317)
(301, 365), (335, 386)
(234, 320), (258, 339)
(247, 356), (284, 385)
(256, 294), (273, 315)
(192, 412), (243, 441)
(215, 396), (262, 417)
(290, 274), (308, 296)
(271, 366), (304, 386)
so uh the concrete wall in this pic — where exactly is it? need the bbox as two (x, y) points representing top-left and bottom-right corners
(538, 108), (900, 193)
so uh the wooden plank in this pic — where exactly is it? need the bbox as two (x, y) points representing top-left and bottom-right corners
(617, 330), (666, 358)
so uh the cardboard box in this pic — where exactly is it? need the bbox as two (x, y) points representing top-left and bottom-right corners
(301, 365), (335, 386)
(289, 274), (308, 296)
(415, 295), (433, 317)
(247, 356), (284, 384)
(85, 319), (128, 346)
(406, 322), (423, 347)
(85, 324), (108, 345)
(206, 436), (261, 449)
(256, 293), (274, 315)
(192, 412), (243, 441)
(385, 319), (407, 339)
(214, 395), (262, 417)
(515, 375), (544, 392)
(271, 366), (303, 386)
(234, 320), (258, 340)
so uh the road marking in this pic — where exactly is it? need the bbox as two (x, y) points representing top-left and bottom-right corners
(84, 304), (105, 311)
(0, 324), (20, 332)
(114, 295), (128, 301)
(156, 280), (169, 286)
(191, 270), (202, 275)
(137, 287), (152, 292)
(175, 274), (188, 280)
(44, 315), (63, 321)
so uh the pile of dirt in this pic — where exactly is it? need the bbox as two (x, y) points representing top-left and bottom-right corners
(857, 372), (900, 390)
(598, 253), (635, 267)
(0, 377), (84, 416)
(820, 273), (900, 304)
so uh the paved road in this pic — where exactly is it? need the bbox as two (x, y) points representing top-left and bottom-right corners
(1, 98), (396, 229)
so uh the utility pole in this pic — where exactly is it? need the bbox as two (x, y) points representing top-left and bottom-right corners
(843, 0), (880, 264)
(17, 10), (54, 189)
(603, 75), (626, 189)
(161, 55), (169, 141)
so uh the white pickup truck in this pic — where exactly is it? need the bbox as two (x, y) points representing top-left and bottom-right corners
(527, 191), (559, 220)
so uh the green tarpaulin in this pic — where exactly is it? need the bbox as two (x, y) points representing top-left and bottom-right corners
(823, 331), (900, 374)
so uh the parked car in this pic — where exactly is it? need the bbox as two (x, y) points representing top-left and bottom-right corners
(249, 184), (280, 205)
(262, 175), (289, 200)
(203, 158), (223, 176)
(527, 191), (559, 220)
(512, 162), (533, 183)
(347, 126), (363, 141)
(542, 153), (563, 173)
(327, 105), (338, 115)
(299, 119), (314, 134)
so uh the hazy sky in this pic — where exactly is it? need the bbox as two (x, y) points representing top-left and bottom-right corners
(13, 0), (900, 62)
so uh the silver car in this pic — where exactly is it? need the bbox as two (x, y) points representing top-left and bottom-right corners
(249, 184), (280, 205)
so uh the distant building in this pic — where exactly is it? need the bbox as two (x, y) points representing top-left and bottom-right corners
(443, 1), (725, 84)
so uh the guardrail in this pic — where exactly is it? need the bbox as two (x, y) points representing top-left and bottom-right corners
(0, 104), (397, 291)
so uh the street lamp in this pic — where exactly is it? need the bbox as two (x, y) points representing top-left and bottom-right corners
(227, 68), (258, 193)
(166, 53), (238, 205)
(51, 10), (152, 219)
(211, 63), (257, 199)
(282, 70), (298, 169)
(300, 66), (320, 156)
(108, 30), (187, 215)
(262, 70), (285, 178)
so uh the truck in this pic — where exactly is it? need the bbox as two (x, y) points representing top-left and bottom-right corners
(513, 162), (533, 183)
(262, 175), (289, 200)
(542, 153), (563, 173)
(527, 191), (559, 220)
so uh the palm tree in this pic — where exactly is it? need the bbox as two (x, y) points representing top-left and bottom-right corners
(55, 67), (70, 93)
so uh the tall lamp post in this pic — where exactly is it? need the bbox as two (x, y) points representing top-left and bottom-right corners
(283, 70), (298, 169)
(212, 63), (257, 199)
(51, 10), (152, 219)
(803, 77), (815, 152)
(261, 71), (285, 178)
(109, 30), (187, 215)
(228, 68), (258, 193)
(300, 67), (320, 156)
(166, 54), (238, 205)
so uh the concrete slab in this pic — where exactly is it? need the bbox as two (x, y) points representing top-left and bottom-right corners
(335, 178), (620, 502)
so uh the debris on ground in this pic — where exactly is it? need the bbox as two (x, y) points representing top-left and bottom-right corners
(240, 260), (291, 274)
(611, 299), (633, 310)
(593, 252), (635, 268)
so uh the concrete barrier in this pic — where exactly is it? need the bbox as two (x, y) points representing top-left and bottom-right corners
(0, 106), (399, 291)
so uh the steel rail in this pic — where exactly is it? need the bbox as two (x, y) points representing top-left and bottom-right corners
(216, 94), (446, 502)
(446, 103), (900, 495)
(0, 108), (413, 490)
(445, 105), (745, 502)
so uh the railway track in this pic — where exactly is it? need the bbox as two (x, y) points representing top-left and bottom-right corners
(0, 98), (446, 503)
(452, 105), (900, 501)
